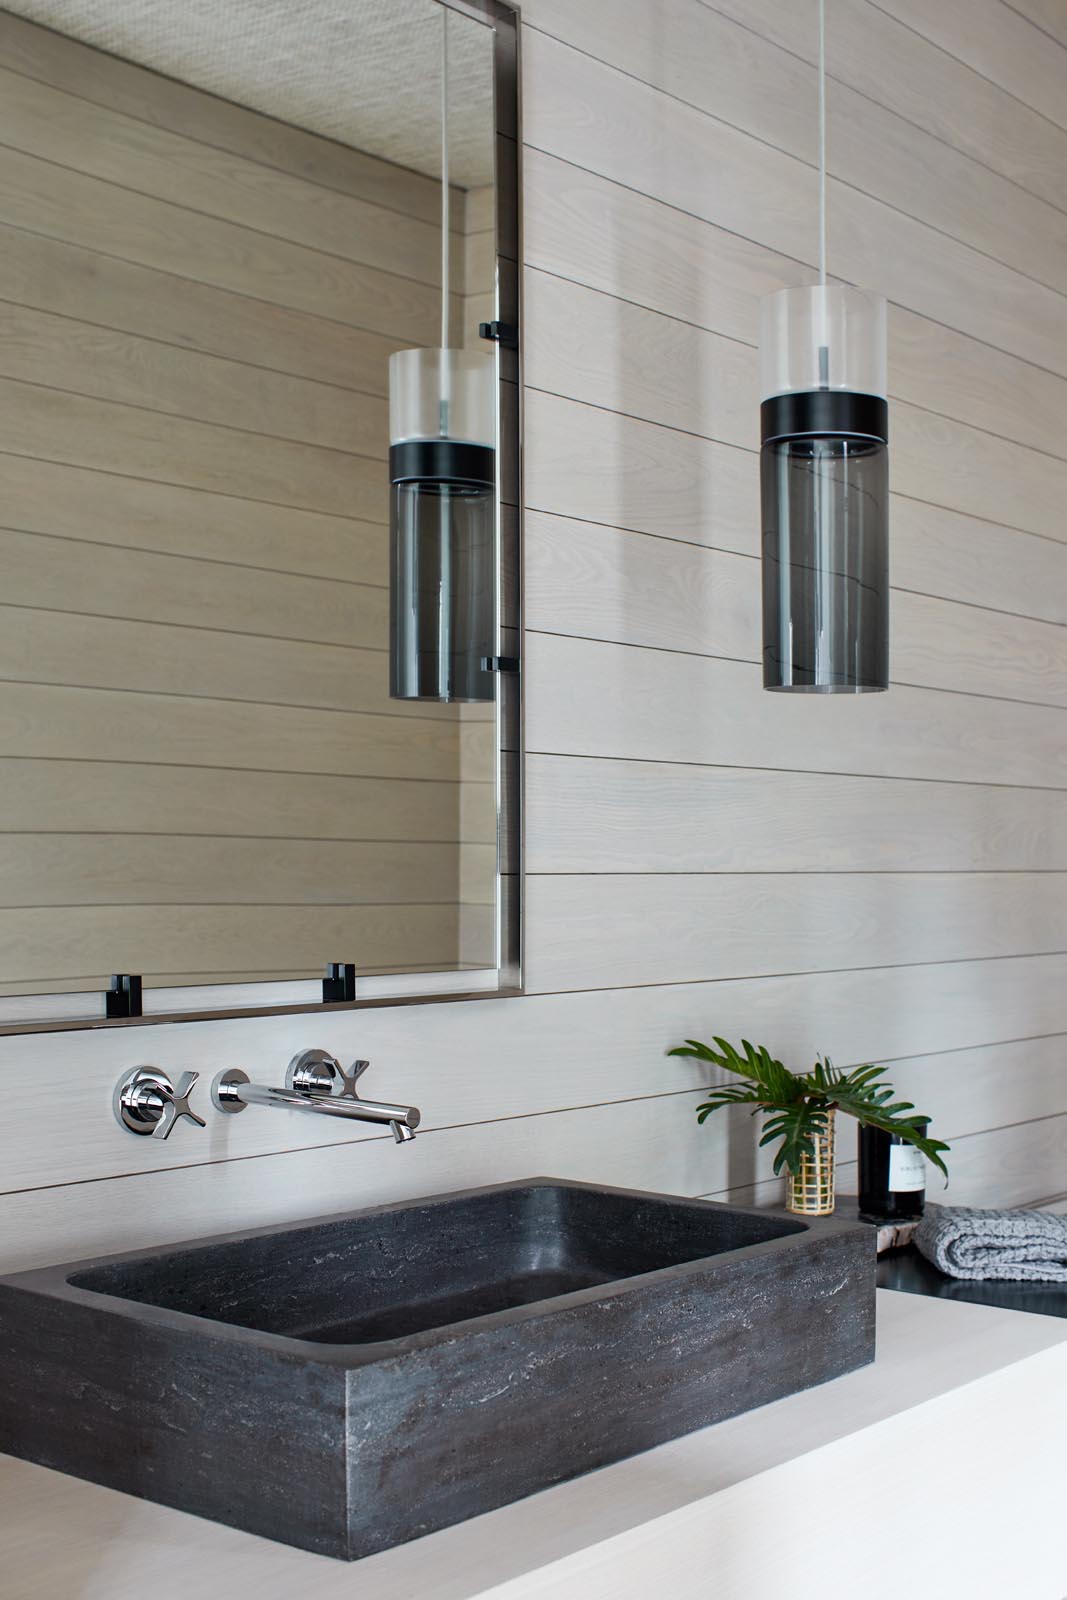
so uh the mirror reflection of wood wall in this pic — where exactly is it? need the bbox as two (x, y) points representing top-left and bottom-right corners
(0, 9), (496, 995)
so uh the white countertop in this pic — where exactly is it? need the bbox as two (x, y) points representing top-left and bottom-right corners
(4, 1291), (1066, 1600)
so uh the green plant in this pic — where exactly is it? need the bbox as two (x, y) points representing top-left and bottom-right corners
(668, 1036), (949, 1181)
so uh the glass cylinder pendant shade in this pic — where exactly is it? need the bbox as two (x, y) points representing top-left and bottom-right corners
(760, 286), (889, 692)
(389, 348), (496, 703)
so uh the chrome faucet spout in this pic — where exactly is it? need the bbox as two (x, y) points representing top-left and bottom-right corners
(211, 1050), (420, 1141)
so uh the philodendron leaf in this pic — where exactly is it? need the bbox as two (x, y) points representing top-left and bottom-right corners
(674, 1038), (951, 1186)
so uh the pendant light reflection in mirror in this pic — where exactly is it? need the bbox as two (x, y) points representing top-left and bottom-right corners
(389, 4), (496, 704)
(759, 0), (889, 693)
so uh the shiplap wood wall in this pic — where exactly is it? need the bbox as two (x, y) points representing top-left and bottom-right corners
(0, 10), (497, 994)
(1, 0), (1065, 1268)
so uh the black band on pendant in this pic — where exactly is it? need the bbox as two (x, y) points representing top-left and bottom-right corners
(761, 390), (889, 445)
(390, 440), (495, 486)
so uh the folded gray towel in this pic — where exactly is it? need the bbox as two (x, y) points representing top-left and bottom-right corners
(915, 1203), (1067, 1282)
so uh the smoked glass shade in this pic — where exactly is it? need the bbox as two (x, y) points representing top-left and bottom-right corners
(760, 286), (889, 693)
(388, 349), (496, 703)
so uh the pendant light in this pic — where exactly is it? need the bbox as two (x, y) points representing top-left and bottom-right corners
(389, 6), (497, 703)
(759, 0), (889, 693)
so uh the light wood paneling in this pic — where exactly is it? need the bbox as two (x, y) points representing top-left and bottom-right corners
(700, 0), (1067, 213)
(525, 755), (1067, 873)
(1005, 0), (1067, 49)
(0, 530), (391, 648)
(0, 904), (468, 989)
(525, 271), (1067, 542)
(0, 610), (409, 717)
(0, 832), (467, 908)
(524, 632), (1067, 788)
(522, 0), (1067, 297)
(524, 872), (1067, 994)
(0, 65), (459, 288)
(524, 150), (1067, 464)
(1, 1032), (1064, 1271)
(0, 837), (487, 909)
(522, 28), (1067, 375)
(0, 379), (387, 520)
(524, 511), (1067, 706)
(1, 0), (1064, 1286)
(524, 389), (1067, 627)
(0, 528), (396, 646)
(2, 957), (1063, 1199)
(0, 9), (457, 228)
(834, 1114), (1067, 1213)
(873, 0), (1067, 133)
(0, 144), (446, 344)
(0, 681), (479, 779)
(890, 496), (1067, 630)
(0, 303), (390, 455)
(849, 1036), (1067, 1141)
(0, 454), (388, 583)
(0, 760), (465, 841)
(0, 224), (402, 393)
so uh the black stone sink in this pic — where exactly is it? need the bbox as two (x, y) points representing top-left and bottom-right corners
(0, 1179), (874, 1559)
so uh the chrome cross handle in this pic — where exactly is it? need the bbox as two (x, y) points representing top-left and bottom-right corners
(288, 1049), (372, 1099)
(114, 1067), (206, 1139)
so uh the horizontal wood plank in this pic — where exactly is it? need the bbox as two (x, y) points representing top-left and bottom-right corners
(524, 392), (1067, 626)
(0, 144), (445, 344)
(0, 379), (387, 520)
(0, 303), (389, 455)
(832, 1114), (1067, 1212)
(0, 681), (482, 779)
(1003, 0), (1067, 48)
(0, 223), (403, 393)
(523, 151), (1067, 464)
(522, 0), (1067, 297)
(0, 454), (388, 582)
(0, 956), (1064, 1240)
(0, 902), (467, 987)
(0, 65), (460, 289)
(525, 754), (1067, 873)
(524, 632), (1067, 788)
(0, 953), (1062, 1196)
(0, 10), (455, 228)
(699, 0), (1067, 213)
(872, 0), (1067, 134)
(523, 872), (1067, 993)
(0, 836), (495, 908)
(0, 531), (391, 652)
(524, 511), (1067, 706)
(522, 29), (1067, 377)
(0, 759), (478, 841)
(0, 608), (412, 717)
(525, 271), (1067, 542)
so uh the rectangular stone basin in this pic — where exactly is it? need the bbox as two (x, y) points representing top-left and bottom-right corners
(0, 1178), (875, 1559)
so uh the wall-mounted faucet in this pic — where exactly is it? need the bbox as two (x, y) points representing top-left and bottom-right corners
(211, 1049), (421, 1143)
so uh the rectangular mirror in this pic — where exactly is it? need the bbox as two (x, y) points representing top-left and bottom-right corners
(0, 0), (520, 1031)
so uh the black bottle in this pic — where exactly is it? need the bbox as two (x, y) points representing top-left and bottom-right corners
(858, 1121), (928, 1223)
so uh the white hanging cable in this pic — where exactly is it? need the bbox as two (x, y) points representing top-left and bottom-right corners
(815, 0), (830, 387)
(817, 0), (827, 287)
(439, 5), (450, 352)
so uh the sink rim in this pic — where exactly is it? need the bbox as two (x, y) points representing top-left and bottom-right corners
(0, 1177), (867, 1366)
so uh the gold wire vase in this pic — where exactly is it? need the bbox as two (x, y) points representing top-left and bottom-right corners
(786, 1110), (837, 1215)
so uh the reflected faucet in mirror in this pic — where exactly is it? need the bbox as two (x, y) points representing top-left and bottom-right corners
(211, 1049), (421, 1143)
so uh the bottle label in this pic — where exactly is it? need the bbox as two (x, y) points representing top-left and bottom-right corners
(889, 1143), (926, 1192)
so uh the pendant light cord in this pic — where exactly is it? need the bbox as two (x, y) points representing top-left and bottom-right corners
(440, 5), (450, 351)
(825, 0), (831, 288)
